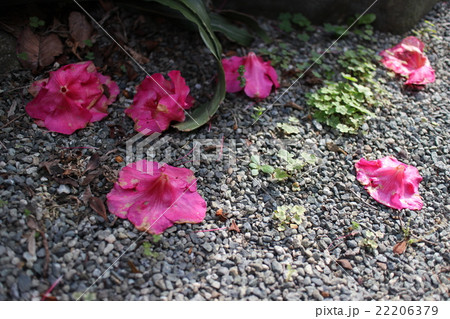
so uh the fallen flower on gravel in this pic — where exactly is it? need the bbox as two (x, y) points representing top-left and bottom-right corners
(222, 52), (279, 99)
(26, 61), (119, 134)
(355, 156), (423, 210)
(125, 71), (194, 135)
(106, 160), (206, 234)
(379, 36), (435, 85)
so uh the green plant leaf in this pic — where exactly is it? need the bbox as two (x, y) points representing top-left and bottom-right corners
(250, 155), (260, 165)
(251, 169), (259, 176)
(260, 165), (275, 174)
(277, 123), (300, 135)
(218, 10), (270, 43)
(148, 0), (226, 131)
(210, 13), (253, 46)
(357, 13), (376, 25)
(273, 168), (289, 180)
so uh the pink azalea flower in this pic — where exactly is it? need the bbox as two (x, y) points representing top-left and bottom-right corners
(379, 36), (435, 85)
(125, 71), (194, 135)
(25, 61), (119, 134)
(355, 156), (423, 210)
(222, 52), (279, 99)
(106, 160), (206, 234)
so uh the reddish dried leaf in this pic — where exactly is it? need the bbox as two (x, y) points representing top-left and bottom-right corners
(320, 290), (330, 298)
(393, 240), (408, 255)
(228, 220), (240, 233)
(89, 196), (107, 220)
(127, 260), (141, 274)
(39, 34), (63, 68)
(337, 259), (353, 270)
(81, 185), (93, 204)
(17, 27), (63, 71)
(42, 296), (58, 301)
(215, 208), (228, 222)
(68, 12), (93, 49)
(85, 153), (100, 172)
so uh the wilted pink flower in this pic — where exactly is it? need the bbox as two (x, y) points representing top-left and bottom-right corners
(106, 160), (206, 234)
(125, 71), (194, 135)
(222, 52), (279, 99)
(380, 36), (435, 85)
(25, 61), (119, 134)
(355, 156), (423, 210)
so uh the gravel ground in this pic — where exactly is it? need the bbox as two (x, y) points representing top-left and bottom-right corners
(0, 2), (448, 301)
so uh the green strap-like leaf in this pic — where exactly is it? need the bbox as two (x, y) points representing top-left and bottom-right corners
(210, 12), (253, 47)
(147, 0), (226, 131)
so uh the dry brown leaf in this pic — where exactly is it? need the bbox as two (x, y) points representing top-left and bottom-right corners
(81, 170), (101, 186)
(26, 216), (39, 231)
(124, 45), (149, 64)
(89, 197), (107, 220)
(393, 240), (408, 255)
(85, 153), (100, 172)
(28, 232), (36, 257)
(81, 185), (93, 204)
(17, 27), (63, 71)
(228, 220), (240, 233)
(337, 259), (353, 270)
(68, 11), (93, 49)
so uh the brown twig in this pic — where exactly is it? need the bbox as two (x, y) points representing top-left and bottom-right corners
(284, 101), (304, 111)
(0, 114), (25, 130)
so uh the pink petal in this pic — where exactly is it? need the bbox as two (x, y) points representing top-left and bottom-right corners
(379, 36), (435, 85)
(355, 156), (423, 210)
(125, 71), (193, 135)
(89, 72), (120, 122)
(106, 160), (206, 234)
(243, 52), (278, 99)
(405, 65), (435, 85)
(25, 61), (118, 134)
(222, 56), (245, 93)
(401, 36), (425, 52)
(43, 98), (92, 134)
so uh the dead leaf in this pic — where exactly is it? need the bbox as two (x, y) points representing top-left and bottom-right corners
(89, 197), (107, 220)
(303, 69), (323, 86)
(115, 156), (123, 163)
(28, 232), (36, 256)
(54, 177), (78, 188)
(26, 216), (39, 231)
(81, 185), (93, 204)
(17, 27), (63, 71)
(68, 12), (93, 49)
(228, 220), (240, 233)
(7, 100), (17, 118)
(188, 247), (193, 254)
(81, 170), (101, 186)
(85, 153), (100, 172)
(320, 290), (330, 298)
(124, 45), (149, 64)
(393, 240), (408, 255)
(215, 208), (228, 222)
(337, 259), (353, 270)
(40, 160), (63, 176)
(127, 260), (141, 273)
